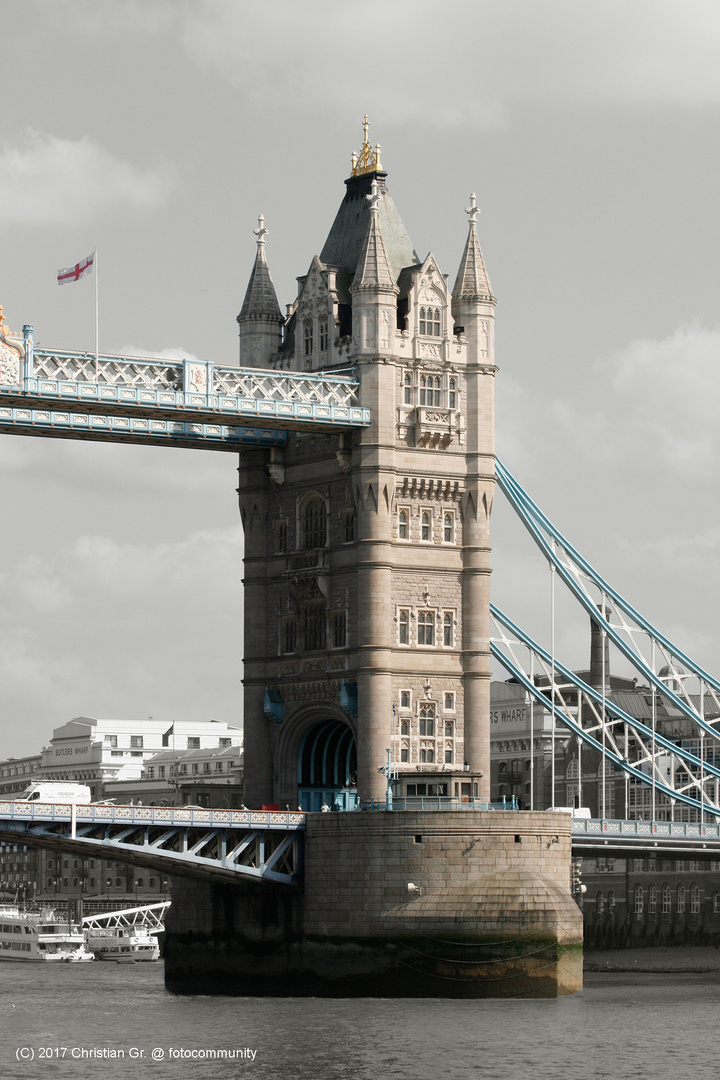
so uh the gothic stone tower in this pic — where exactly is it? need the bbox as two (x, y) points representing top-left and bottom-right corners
(237, 121), (496, 808)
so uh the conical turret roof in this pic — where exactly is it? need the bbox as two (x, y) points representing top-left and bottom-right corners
(351, 179), (399, 294)
(238, 216), (283, 323)
(452, 194), (494, 303)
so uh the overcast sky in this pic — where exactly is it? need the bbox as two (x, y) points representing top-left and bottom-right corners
(1, 0), (719, 758)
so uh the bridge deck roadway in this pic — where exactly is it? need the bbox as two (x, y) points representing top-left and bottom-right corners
(0, 803), (306, 886)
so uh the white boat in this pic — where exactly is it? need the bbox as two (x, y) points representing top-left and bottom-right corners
(85, 926), (160, 962)
(0, 906), (94, 962)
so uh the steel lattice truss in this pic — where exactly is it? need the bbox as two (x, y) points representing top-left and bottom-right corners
(494, 457), (720, 816)
(490, 604), (720, 815)
(81, 902), (170, 932)
(0, 804), (305, 886)
(0, 327), (370, 449)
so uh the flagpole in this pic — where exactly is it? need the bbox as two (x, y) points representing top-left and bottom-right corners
(94, 248), (99, 382)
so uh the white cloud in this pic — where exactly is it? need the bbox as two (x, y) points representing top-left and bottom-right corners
(0, 130), (172, 228)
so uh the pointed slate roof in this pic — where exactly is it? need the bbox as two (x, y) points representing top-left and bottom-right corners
(237, 216), (283, 323)
(320, 171), (420, 287)
(351, 179), (399, 294)
(452, 193), (494, 303)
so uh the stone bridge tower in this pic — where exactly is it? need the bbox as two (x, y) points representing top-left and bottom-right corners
(237, 121), (496, 808)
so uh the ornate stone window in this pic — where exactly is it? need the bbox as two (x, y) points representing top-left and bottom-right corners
(444, 692), (455, 711)
(443, 612), (453, 647)
(419, 375), (441, 406)
(276, 519), (288, 554)
(302, 602), (326, 651)
(344, 510), (356, 543)
(421, 510), (432, 542)
(398, 609), (410, 645)
(444, 721), (454, 737)
(398, 508), (409, 540)
(403, 372), (412, 405)
(443, 512), (455, 543)
(400, 720), (409, 736)
(319, 318), (328, 352)
(419, 747), (435, 763)
(400, 689), (411, 709)
(419, 702), (435, 737)
(331, 610), (346, 649)
(419, 306), (441, 337)
(302, 496), (326, 549)
(444, 746), (453, 764)
(417, 609), (435, 646)
(401, 744), (409, 762)
(303, 318), (313, 357)
(448, 377), (457, 409)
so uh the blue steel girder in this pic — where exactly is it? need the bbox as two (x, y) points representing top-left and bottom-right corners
(0, 406), (287, 451)
(572, 817), (720, 855)
(495, 457), (720, 744)
(490, 604), (720, 817)
(0, 803), (306, 886)
(0, 341), (371, 439)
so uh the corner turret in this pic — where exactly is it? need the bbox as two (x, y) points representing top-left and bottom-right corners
(451, 194), (496, 366)
(237, 215), (284, 367)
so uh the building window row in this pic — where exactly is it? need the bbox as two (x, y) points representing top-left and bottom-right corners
(397, 608), (456, 648)
(403, 371), (458, 408)
(397, 507), (456, 544)
(281, 606), (347, 654)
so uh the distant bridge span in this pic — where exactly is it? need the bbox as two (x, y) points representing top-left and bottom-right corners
(0, 802), (305, 886)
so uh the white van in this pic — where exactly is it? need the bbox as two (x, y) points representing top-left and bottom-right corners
(16, 782), (92, 804)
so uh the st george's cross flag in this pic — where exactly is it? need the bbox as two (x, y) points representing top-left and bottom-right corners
(57, 253), (94, 285)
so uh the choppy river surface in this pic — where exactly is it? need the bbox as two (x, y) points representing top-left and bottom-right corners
(1, 961), (719, 1079)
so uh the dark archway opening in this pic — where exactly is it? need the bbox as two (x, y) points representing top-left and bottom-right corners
(297, 719), (357, 811)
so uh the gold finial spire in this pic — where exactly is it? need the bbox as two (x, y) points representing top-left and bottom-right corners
(351, 114), (382, 177)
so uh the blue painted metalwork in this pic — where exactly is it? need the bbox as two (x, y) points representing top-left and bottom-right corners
(0, 405), (287, 450)
(0, 801), (305, 886)
(496, 457), (720, 734)
(263, 686), (284, 723)
(0, 339), (371, 445)
(571, 816), (720, 854)
(490, 605), (718, 816)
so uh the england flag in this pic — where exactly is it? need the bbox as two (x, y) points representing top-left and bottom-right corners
(57, 253), (94, 285)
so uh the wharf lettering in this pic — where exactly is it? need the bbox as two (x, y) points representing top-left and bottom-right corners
(490, 707), (527, 726)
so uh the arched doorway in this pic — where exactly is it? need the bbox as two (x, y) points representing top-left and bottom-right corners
(297, 719), (357, 811)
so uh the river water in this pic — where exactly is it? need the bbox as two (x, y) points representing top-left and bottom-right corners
(1, 962), (718, 1080)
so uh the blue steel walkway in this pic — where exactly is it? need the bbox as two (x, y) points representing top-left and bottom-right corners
(0, 801), (306, 886)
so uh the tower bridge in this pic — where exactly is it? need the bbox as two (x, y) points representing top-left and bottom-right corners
(2, 118), (718, 995)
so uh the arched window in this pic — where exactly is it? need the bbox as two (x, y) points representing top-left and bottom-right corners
(421, 511), (431, 542)
(662, 884), (672, 917)
(649, 885), (657, 915)
(318, 318), (328, 352)
(400, 720), (409, 736)
(691, 883), (701, 914)
(443, 613), (453, 647)
(498, 762), (508, 777)
(713, 893), (720, 914)
(449, 377), (457, 409)
(304, 318), (313, 356)
(398, 509), (409, 540)
(419, 307), (441, 337)
(677, 885), (685, 914)
(283, 617), (297, 655)
(443, 513), (454, 543)
(419, 702), (435, 736)
(608, 891), (616, 914)
(596, 892), (605, 915)
(403, 372), (412, 405)
(302, 496), (326, 550)
(302, 602), (326, 652)
(566, 759), (579, 780)
(398, 610), (409, 645)
(634, 884), (644, 915)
